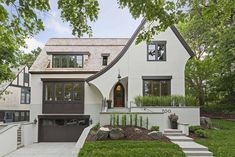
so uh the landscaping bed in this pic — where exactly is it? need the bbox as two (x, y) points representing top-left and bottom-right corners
(78, 140), (186, 157)
(86, 125), (169, 142)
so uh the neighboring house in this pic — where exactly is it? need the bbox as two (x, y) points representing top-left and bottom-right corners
(0, 66), (30, 123)
(30, 19), (196, 142)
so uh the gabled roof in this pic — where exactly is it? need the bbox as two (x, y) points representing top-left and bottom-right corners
(86, 19), (195, 82)
(0, 66), (26, 95)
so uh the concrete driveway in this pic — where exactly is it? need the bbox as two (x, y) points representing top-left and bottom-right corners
(5, 143), (78, 157)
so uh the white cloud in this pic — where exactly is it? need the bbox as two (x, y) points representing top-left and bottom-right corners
(20, 38), (44, 53)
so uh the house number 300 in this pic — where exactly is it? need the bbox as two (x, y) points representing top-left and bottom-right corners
(162, 109), (171, 113)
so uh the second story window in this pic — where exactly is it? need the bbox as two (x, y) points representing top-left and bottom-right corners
(20, 88), (30, 104)
(52, 55), (83, 68)
(102, 56), (108, 66)
(147, 41), (166, 61)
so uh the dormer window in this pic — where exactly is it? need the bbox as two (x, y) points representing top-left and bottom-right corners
(101, 53), (110, 66)
(147, 41), (166, 61)
(52, 55), (83, 68)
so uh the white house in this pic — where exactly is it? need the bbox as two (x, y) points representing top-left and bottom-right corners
(29, 20), (199, 142)
(0, 66), (30, 123)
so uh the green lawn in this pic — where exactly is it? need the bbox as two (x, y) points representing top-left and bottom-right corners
(78, 140), (186, 157)
(195, 119), (235, 157)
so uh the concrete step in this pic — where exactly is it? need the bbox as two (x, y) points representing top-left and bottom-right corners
(164, 133), (186, 136)
(166, 136), (193, 142)
(164, 129), (183, 133)
(173, 141), (208, 151)
(185, 150), (213, 156)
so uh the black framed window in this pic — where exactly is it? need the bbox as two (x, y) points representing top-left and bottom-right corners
(147, 41), (166, 61)
(44, 82), (83, 103)
(143, 79), (170, 96)
(52, 55), (83, 68)
(102, 56), (108, 66)
(21, 88), (30, 104)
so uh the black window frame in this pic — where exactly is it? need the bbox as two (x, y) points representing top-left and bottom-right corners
(52, 54), (84, 68)
(20, 87), (30, 104)
(102, 56), (108, 66)
(147, 41), (167, 61)
(142, 76), (171, 96)
(42, 79), (85, 114)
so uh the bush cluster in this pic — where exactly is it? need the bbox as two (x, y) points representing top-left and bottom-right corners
(134, 95), (197, 107)
(150, 126), (160, 131)
(189, 125), (208, 138)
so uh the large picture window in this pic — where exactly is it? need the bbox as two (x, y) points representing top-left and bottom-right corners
(147, 41), (166, 61)
(52, 55), (83, 68)
(44, 81), (83, 103)
(143, 79), (170, 96)
(42, 80), (84, 114)
(20, 88), (30, 104)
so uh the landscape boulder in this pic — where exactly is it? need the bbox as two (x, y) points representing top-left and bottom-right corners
(200, 117), (212, 128)
(109, 128), (125, 140)
(134, 128), (142, 134)
(96, 127), (110, 140)
(148, 131), (164, 139)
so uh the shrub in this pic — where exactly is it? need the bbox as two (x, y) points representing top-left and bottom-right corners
(146, 117), (149, 129)
(113, 114), (116, 127)
(150, 126), (160, 131)
(201, 103), (235, 114)
(195, 129), (208, 138)
(189, 125), (203, 133)
(168, 113), (178, 122)
(122, 114), (127, 127)
(129, 114), (133, 126)
(116, 114), (120, 126)
(140, 116), (143, 128)
(134, 114), (138, 126)
(110, 114), (113, 126)
(134, 95), (198, 107)
(93, 123), (100, 130)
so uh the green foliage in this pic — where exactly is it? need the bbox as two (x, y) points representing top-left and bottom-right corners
(195, 129), (208, 138)
(139, 116), (143, 128)
(112, 114), (116, 127)
(18, 47), (41, 67)
(201, 104), (235, 114)
(129, 114), (133, 126)
(92, 123), (100, 131)
(58, 0), (99, 37)
(79, 140), (186, 157)
(121, 114), (127, 127)
(134, 114), (138, 127)
(196, 119), (235, 157)
(110, 114), (113, 126)
(189, 126), (203, 133)
(146, 117), (149, 129)
(134, 95), (197, 107)
(116, 114), (120, 126)
(150, 126), (160, 132)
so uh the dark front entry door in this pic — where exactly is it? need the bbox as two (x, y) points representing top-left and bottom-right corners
(38, 115), (90, 142)
(114, 83), (125, 107)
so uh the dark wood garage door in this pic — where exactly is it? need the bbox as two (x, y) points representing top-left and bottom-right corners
(38, 115), (90, 142)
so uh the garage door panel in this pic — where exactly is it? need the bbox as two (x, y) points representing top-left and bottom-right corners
(38, 115), (90, 142)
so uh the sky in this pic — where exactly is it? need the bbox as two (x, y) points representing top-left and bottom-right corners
(22, 0), (142, 53)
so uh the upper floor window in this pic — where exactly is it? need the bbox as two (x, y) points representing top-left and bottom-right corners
(102, 56), (108, 66)
(101, 53), (110, 66)
(52, 55), (83, 68)
(44, 81), (83, 102)
(147, 41), (166, 61)
(20, 88), (30, 104)
(142, 76), (171, 96)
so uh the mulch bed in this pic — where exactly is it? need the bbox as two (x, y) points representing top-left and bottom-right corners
(86, 126), (170, 142)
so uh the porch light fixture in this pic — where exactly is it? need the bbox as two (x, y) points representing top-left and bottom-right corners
(117, 69), (121, 82)
(33, 118), (37, 124)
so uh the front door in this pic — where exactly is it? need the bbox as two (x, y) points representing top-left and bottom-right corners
(114, 83), (125, 107)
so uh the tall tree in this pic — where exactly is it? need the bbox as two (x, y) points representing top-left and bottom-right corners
(18, 47), (42, 68)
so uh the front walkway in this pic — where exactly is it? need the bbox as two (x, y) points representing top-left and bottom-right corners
(164, 129), (213, 157)
(5, 143), (77, 157)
